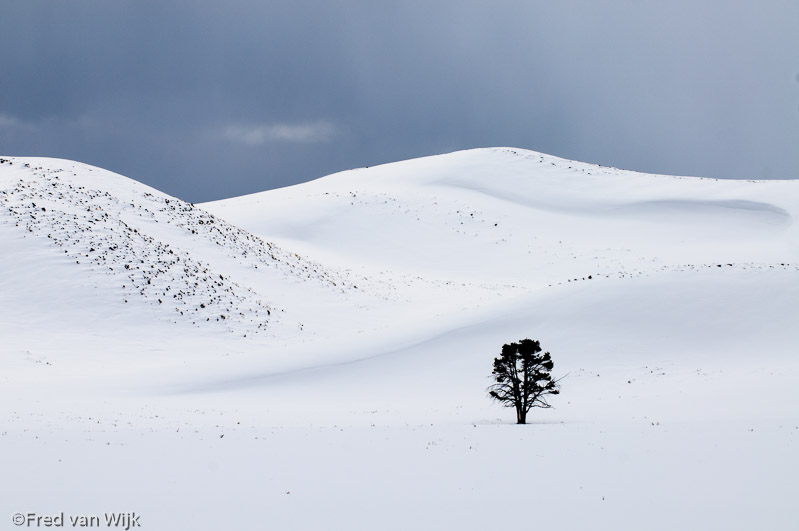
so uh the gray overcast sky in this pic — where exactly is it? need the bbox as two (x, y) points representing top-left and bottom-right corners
(1, 1), (798, 202)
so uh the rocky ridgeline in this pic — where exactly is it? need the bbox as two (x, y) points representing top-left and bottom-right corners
(0, 158), (362, 337)
(151, 193), (355, 289)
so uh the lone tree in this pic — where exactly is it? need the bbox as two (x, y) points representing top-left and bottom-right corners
(488, 338), (560, 424)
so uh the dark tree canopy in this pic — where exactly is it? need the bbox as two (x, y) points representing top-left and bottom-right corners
(488, 338), (560, 424)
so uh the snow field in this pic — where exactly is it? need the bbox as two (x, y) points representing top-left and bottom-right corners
(1, 149), (797, 529)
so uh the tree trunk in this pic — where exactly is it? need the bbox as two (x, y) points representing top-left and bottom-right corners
(517, 408), (526, 424)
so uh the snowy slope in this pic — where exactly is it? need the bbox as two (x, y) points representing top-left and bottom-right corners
(204, 147), (798, 286)
(2, 149), (798, 530)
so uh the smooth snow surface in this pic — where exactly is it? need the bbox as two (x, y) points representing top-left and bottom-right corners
(2, 148), (797, 530)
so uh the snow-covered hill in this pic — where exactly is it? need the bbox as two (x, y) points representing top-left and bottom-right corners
(1, 149), (797, 530)
(204, 147), (798, 286)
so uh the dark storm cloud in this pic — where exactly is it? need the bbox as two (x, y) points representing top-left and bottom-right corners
(1, 1), (798, 201)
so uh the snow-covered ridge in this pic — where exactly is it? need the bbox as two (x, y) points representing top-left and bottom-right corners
(3, 148), (796, 341)
(0, 157), (363, 337)
(203, 147), (798, 287)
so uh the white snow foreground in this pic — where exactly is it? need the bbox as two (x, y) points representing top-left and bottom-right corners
(1, 148), (797, 530)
